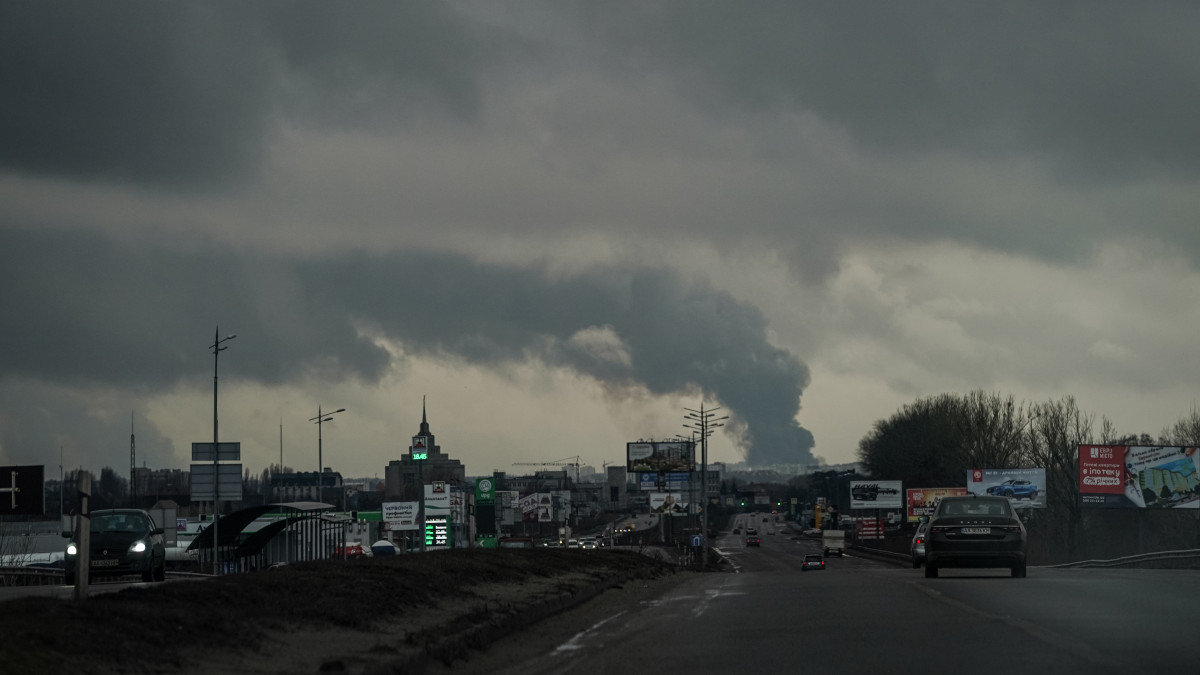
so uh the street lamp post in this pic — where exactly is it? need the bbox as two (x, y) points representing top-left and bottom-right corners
(684, 404), (728, 569)
(309, 407), (346, 507)
(210, 327), (237, 576)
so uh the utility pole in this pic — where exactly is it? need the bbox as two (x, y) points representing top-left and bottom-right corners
(684, 404), (728, 569)
(129, 412), (136, 508)
(210, 327), (237, 575)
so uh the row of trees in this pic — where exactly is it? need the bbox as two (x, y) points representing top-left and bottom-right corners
(856, 390), (1200, 561)
(42, 464), (301, 515)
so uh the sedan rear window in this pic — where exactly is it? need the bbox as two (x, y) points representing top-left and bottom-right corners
(937, 499), (1013, 517)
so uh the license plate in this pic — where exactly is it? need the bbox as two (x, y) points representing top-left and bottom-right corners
(91, 559), (119, 567)
(961, 527), (991, 535)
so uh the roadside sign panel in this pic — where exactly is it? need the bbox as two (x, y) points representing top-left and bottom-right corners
(626, 441), (695, 473)
(189, 463), (243, 502)
(1079, 445), (1200, 508)
(856, 517), (883, 540)
(382, 501), (419, 530)
(966, 468), (1046, 508)
(906, 487), (969, 522)
(850, 481), (903, 509)
(191, 442), (241, 461)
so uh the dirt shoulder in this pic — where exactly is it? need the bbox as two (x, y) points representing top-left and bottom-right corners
(0, 549), (680, 675)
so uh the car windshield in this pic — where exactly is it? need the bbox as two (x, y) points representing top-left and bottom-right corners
(91, 513), (148, 533)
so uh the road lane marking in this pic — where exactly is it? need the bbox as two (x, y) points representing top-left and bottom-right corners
(553, 610), (628, 654)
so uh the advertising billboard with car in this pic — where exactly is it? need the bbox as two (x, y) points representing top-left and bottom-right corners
(626, 441), (695, 473)
(906, 487), (969, 522)
(966, 468), (1046, 508)
(1079, 445), (1200, 508)
(850, 480), (903, 509)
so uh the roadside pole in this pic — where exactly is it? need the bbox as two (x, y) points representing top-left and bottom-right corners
(73, 473), (90, 602)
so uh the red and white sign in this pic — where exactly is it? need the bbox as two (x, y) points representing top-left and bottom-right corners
(1079, 445), (1125, 494)
(971, 469), (983, 483)
(856, 517), (882, 540)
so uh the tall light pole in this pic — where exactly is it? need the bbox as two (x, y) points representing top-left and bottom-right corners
(211, 327), (236, 576)
(684, 404), (728, 569)
(310, 407), (346, 507)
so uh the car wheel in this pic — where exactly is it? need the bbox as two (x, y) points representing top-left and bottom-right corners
(153, 561), (166, 582)
(142, 568), (154, 583)
(924, 563), (938, 578)
(1012, 561), (1027, 578)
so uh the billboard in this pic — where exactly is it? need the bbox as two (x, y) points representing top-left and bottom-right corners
(649, 492), (688, 514)
(381, 501), (419, 530)
(906, 487), (969, 522)
(850, 481), (903, 509)
(0, 465), (44, 516)
(638, 472), (691, 491)
(626, 441), (695, 473)
(1079, 445), (1200, 508)
(966, 468), (1047, 508)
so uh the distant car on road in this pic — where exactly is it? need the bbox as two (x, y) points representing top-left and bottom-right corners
(923, 495), (1027, 578)
(63, 509), (166, 585)
(986, 479), (1039, 500)
(745, 536), (761, 547)
(746, 528), (758, 536)
(801, 554), (825, 571)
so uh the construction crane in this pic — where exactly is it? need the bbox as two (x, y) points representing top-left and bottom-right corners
(512, 455), (583, 483)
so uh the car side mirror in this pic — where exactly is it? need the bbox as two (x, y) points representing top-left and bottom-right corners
(151, 527), (165, 536)
(1020, 515), (1029, 523)
(918, 515), (929, 524)
(61, 530), (73, 539)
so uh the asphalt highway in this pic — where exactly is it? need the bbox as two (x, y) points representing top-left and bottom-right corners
(448, 514), (1200, 675)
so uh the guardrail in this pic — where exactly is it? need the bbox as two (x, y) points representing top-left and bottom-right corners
(1046, 549), (1200, 569)
(850, 544), (1200, 570)
(850, 544), (911, 564)
(0, 565), (63, 586)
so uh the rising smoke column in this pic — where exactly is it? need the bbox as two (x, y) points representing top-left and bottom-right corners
(315, 252), (816, 467)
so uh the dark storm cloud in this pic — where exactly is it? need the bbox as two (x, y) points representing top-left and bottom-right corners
(0, 228), (814, 467)
(0, 385), (177, 476)
(0, 1), (492, 187)
(576, 1), (1200, 180)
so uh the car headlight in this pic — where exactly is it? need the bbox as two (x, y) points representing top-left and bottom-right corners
(129, 540), (147, 554)
(66, 543), (78, 556)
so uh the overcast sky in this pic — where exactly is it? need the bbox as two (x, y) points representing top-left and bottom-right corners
(2, 1), (1197, 482)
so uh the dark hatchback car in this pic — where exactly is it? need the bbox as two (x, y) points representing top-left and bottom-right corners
(64, 509), (166, 584)
(745, 536), (761, 547)
(923, 496), (1026, 578)
(801, 554), (825, 571)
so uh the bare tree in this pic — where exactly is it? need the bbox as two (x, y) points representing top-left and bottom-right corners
(1159, 407), (1200, 446)
(1025, 396), (1103, 558)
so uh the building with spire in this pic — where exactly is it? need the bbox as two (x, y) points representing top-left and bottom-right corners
(383, 400), (465, 501)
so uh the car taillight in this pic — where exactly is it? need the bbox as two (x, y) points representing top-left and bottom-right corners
(999, 525), (1023, 533)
